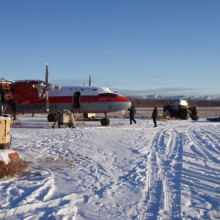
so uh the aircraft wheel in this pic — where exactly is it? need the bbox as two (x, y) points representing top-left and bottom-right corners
(47, 114), (57, 122)
(101, 118), (110, 126)
(107, 118), (110, 125)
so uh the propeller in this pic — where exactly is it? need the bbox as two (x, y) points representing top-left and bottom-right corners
(33, 63), (60, 112)
(89, 73), (91, 86)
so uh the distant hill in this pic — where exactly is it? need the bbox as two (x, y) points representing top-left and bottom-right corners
(126, 94), (220, 100)
(126, 96), (220, 108)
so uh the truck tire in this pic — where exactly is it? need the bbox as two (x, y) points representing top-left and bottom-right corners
(190, 115), (199, 121)
(180, 109), (189, 120)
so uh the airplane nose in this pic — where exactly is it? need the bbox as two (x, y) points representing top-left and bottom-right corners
(115, 95), (130, 102)
(115, 95), (131, 111)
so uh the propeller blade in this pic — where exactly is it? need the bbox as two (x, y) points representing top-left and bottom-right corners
(89, 73), (91, 86)
(34, 63), (61, 112)
(45, 92), (49, 112)
(45, 63), (49, 84)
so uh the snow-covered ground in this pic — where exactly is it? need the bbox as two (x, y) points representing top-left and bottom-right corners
(0, 115), (220, 220)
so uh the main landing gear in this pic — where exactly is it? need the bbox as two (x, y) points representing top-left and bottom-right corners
(100, 113), (110, 126)
(48, 113), (111, 126)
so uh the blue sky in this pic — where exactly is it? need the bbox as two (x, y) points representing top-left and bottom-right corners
(0, 0), (220, 97)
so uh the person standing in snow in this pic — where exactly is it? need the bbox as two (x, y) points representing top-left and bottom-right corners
(128, 104), (137, 125)
(8, 99), (19, 120)
(151, 106), (158, 127)
(82, 113), (88, 125)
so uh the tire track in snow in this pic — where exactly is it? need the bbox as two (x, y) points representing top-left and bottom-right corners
(139, 126), (182, 220)
(204, 128), (220, 153)
(1, 169), (55, 207)
(33, 128), (84, 172)
(0, 167), (70, 219)
(187, 126), (220, 164)
(13, 127), (84, 169)
(0, 170), (80, 219)
(22, 128), (83, 164)
(182, 124), (220, 219)
(186, 125), (220, 180)
(4, 127), (84, 217)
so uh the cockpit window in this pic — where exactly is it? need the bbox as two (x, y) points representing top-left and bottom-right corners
(98, 87), (113, 94)
(98, 93), (117, 97)
(97, 87), (117, 97)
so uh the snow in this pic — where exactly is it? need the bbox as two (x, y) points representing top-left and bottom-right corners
(0, 115), (220, 219)
(0, 116), (11, 120)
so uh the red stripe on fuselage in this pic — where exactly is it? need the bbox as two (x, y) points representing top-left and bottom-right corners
(28, 95), (130, 104)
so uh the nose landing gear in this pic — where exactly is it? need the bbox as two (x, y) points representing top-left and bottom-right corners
(101, 113), (110, 126)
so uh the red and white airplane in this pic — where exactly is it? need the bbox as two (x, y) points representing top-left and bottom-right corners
(0, 64), (131, 125)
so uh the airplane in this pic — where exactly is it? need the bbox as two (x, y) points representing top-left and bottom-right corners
(0, 64), (131, 126)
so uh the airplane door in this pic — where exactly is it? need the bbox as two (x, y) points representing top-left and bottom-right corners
(73, 91), (81, 109)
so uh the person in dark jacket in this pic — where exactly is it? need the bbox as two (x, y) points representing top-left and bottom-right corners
(151, 106), (158, 127)
(128, 105), (137, 125)
(8, 99), (19, 120)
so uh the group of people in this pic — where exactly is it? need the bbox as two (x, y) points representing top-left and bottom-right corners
(52, 105), (158, 128)
(128, 105), (158, 127)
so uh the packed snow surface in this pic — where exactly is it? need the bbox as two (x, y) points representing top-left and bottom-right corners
(0, 116), (220, 220)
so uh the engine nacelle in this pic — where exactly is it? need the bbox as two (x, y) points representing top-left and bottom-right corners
(11, 80), (46, 103)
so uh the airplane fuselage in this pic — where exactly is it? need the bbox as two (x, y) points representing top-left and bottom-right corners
(1, 80), (131, 115)
(19, 86), (131, 114)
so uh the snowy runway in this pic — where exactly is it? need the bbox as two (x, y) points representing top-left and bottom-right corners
(0, 116), (220, 219)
